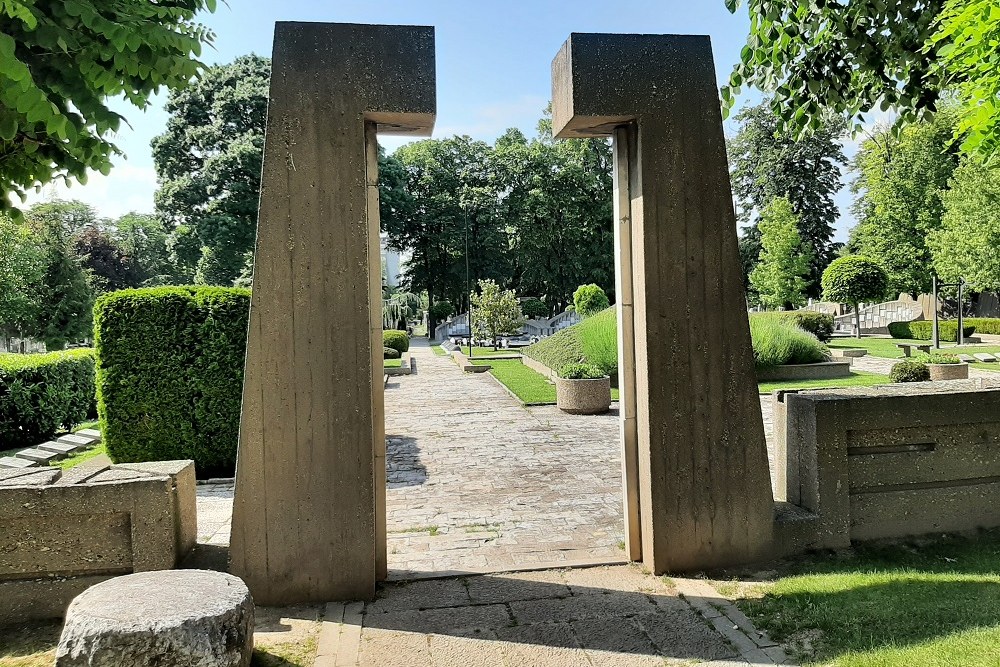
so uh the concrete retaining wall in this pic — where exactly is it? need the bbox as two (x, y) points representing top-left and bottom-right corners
(756, 361), (852, 381)
(0, 460), (196, 623)
(773, 379), (1000, 550)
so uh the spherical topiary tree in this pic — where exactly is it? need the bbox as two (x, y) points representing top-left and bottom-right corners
(573, 284), (610, 317)
(520, 297), (548, 320)
(821, 256), (888, 337)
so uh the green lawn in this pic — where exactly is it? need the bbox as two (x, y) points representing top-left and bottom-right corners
(383, 359), (402, 368)
(472, 359), (620, 405)
(828, 337), (1000, 372)
(459, 345), (520, 358)
(757, 371), (891, 394)
(430, 344), (448, 356)
(56, 442), (106, 469)
(727, 530), (1000, 666)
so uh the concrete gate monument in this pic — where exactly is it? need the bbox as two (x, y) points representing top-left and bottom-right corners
(230, 22), (435, 605)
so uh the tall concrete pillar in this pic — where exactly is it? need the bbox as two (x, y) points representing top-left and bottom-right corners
(231, 22), (435, 605)
(552, 33), (773, 572)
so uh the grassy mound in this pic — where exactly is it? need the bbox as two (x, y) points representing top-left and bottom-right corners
(750, 315), (831, 369)
(523, 307), (615, 374)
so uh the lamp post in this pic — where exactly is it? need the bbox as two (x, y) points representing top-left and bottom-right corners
(465, 202), (473, 359)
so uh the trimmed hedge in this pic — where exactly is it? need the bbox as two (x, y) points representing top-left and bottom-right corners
(0, 349), (95, 450)
(891, 360), (930, 383)
(964, 318), (1000, 336)
(383, 330), (409, 354)
(94, 287), (250, 477)
(751, 311), (834, 341)
(383, 346), (400, 359)
(887, 320), (976, 342)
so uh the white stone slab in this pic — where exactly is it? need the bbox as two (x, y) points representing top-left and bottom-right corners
(16, 448), (61, 463)
(38, 441), (80, 455)
(0, 456), (37, 469)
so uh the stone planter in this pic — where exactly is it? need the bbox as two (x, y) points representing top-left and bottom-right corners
(556, 376), (611, 415)
(929, 363), (969, 381)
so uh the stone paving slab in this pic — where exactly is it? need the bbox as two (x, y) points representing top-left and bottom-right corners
(37, 441), (80, 456)
(315, 565), (788, 666)
(15, 447), (60, 463)
(0, 456), (36, 469)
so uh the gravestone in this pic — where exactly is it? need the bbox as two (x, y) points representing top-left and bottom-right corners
(551, 33), (774, 572)
(230, 22), (435, 605)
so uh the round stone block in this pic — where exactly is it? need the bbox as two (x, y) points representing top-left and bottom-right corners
(56, 570), (253, 667)
(555, 376), (611, 415)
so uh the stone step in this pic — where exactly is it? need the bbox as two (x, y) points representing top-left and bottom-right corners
(38, 441), (81, 456)
(57, 433), (96, 448)
(957, 354), (976, 363)
(973, 353), (997, 363)
(16, 448), (61, 464)
(0, 456), (37, 469)
(74, 428), (102, 442)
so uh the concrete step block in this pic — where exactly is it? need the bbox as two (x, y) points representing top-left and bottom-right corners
(38, 441), (80, 456)
(0, 456), (37, 469)
(15, 448), (61, 463)
(57, 433), (95, 448)
(74, 428), (102, 442)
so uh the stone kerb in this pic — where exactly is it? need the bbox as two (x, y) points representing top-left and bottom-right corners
(772, 379), (1000, 553)
(756, 361), (852, 381)
(0, 460), (196, 624)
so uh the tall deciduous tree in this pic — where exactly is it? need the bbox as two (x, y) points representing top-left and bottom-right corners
(729, 101), (846, 296)
(0, 214), (44, 340)
(114, 212), (172, 286)
(929, 158), (1000, 291)
(722, 0), (1000, 162)
(152, 54), (270, 285)
(848, 111), (961, 295)
(0, 0), (217, 208)
(749, 198), (811, 309)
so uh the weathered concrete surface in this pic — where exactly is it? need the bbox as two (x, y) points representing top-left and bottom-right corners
(756, 361), (852, 381)
(552, 33), (774, 573)
(231, 22), (435, 605)
(555, 376), (612, 414)
(55, 570), (253, 667)
(775, 378), (1000, 550)
(0, 460), (196, 624)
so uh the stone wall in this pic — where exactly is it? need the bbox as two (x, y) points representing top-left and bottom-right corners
(0, 460), (196, 624)
(833, 299), (923, 334)
(772, 380), (1000, 551)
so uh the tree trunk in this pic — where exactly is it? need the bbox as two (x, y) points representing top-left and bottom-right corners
(854, 303), (861, 339)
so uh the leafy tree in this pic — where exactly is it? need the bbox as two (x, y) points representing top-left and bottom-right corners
(114, 212), (172, 286)
(152, 54), (269, 285)
(471, 279), (525, 349)
(493, 127), (614, 311)
(573, 284), (610, 317)
(0, 214), (44, 340)
(848, 111), (961, 295)
(821, 256), (889, 337)
(749, 198), (811, 309)
(25, 217), (93, 350)
(22, 199), (98, 237)
(722, 0), (999, 161)
(729, 101), (846, 296)
(0, 0), (217, 208)
(520, 297), (549, 320)
(428, 300), (455, 323)
(929, 158), (1000, 291)
(73, 225), (141, 294)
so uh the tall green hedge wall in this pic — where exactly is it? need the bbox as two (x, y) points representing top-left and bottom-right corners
(94, 287), (250, 477)
(887, 320), (976, 341)
(0, 349), (95, 449)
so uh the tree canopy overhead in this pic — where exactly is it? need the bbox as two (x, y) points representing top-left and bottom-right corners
(723, 0), (1000, 161)
(0, 0), (217, 208)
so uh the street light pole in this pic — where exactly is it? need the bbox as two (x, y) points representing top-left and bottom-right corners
(465, 204), (472, 359)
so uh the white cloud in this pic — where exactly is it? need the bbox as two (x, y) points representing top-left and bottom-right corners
(20, 162), (157, 219)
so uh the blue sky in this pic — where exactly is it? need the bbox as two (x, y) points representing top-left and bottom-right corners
(27, 0), (859, 240)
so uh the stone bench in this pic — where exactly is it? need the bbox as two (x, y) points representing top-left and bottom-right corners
(0, 460), (196, 624)
(896, 343), (931, 357)
(56, 570), (253, 667)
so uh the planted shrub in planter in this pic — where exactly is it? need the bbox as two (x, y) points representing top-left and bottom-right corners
(383, 330), (409, 355)
(890, 360), (931, 383)
(917, 352), (968, 381)
(383, 346), (401, 360)
(556, 363), (610, 415)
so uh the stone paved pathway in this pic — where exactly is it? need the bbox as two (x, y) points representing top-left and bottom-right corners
(315, 564), (790, 666)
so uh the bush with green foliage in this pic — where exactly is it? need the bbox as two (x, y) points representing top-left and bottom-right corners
(573, 284), (610, 317)
(383, 346), (400, 360)
(918, 352), (961, 364)
(559, 363), (606, 380)
(0, 349), (95, 449)
(382, 330), (410, 355)
(94, 287), (249, 477)
(887, 321), (976, 342)
(752, 311), (834, 342)
(964, 318), (1000, 336)
(891, 360), (931, 383)
(579, 308), (618, 381)
(520, 297), (548, 319)
(749, 315), (832, 370)
(428, 300), (455, 322)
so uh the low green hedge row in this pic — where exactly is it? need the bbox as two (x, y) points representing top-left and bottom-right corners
(0, 349), (95, 449)
(964, 318), (1000, 336)
(887, 320), (976, 342)
(94, 287), (251, 477)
